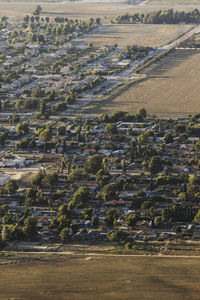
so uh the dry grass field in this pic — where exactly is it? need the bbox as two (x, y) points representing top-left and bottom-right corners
(1, 1), (200, 21)
(148, 0), (200, 5)
(0, 2), (141, 21)
(1, 255), (200, 299)
(78, 24), (193, 47)
(86, 49), (200, 118)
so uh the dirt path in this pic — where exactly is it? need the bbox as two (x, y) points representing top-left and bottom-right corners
(9, 250), (200, 258)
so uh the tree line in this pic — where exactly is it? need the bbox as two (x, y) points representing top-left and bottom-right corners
(113, 9), (200, 24)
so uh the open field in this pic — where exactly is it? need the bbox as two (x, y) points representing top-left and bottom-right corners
(2, 2), (200, 21)
(78, 24), (193, 47)
(1, 255), (200, 299)
(0, 2), (146, 21)
(148, 0), (200, 4)
(84, 49), (200, 118)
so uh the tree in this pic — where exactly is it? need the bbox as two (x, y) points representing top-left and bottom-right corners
(193, 209), (200, 224)
(174, 123), (186, 134)
(105, 208), (119, 227)
(175, 225), (182, 236)
(111, 111), (126, 122)
(11, 113), (20, 124)
(25, 188), (37, 207)
(60, 228), (70, 243)
(57, 126), (66, 136)
(32, 169), (46, 188)
(154, 216), (162, 228)
(149, 156), (163, 175)
(107, 230), (126, 242)
(85, 154), (102, 174)
(30, 33), (37, 43)
(39, 128), (51, 143)
(5, 180), (18, 195)
(100, 113), (109, 123)
(38, 34), (45, 43)
(2, 99), (10, 110)
(25, 197), (35, 207)
(188, 175), (200, 196)
(91, 216), (99, 227)
(96, 169), (110, 187)
(0, 132), (8, 148)
(105, 123), (118, 136)
(164, 132), (173, 144)
(73, 186), (90, 207)
(24, 15), (29, 23)
(121, 159), (126, 174)
(102, 182), (119, 202)
(23, 216), (38, 240)
(136, 107), (147, 120)
(31, 87), (43, 99)
(83, 207), (93, 221)
(68, 168), (85, 181)
(126, 214), (137, 228)
(44, 173), (58, 189)
(56, 215), (71, 231)
(58, 204), (68, 216)
(33, 5), (42, 16)
(2, 224), (23, 241)
(0, 204), (8, 217)
(137, 131), (150, 144)
(16, 122), (29, 135)
(1, 225), (9, 241)
(96, 17), (101, 25)
(3, 214), (12, 224)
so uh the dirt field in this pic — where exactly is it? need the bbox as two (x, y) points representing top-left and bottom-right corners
(1, 2), (200, 21)
(1, 255), (200, 299)
(149, 0), (200, 4)
(78, 24), (193, 48)
(0, 2), (145, 21)
(85, 49), (200, 118)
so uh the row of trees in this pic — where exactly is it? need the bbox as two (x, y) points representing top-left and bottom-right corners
(114, 9), (200, 24)
(100, 108), (147, 124)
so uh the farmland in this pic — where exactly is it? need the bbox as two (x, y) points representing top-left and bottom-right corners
(1, 1), (200, 21)
(1, 255), (200, 300)
(85, 49), (200, 118)
(0, 2), (142, 21)
(148, 0), (200, 5)
(78, 24), (193, 48)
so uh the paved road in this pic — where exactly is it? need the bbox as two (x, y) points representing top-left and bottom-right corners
(161, 24), (200, 50)
(14, 78), (46, 94)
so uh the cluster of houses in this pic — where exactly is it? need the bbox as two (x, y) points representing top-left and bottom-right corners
(0, 20), (152, 109)
(1, 113), (200, 247)
(1, 18), (200, 251)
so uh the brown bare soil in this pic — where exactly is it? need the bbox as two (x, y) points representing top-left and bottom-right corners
(1, 255), (200, 299)
(78, 24), (193, 48)
(86, 49), (200, 118)
(0, 2), (145, 21)
(2, 1), (200, 21)
(149, 0), (200, 4)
